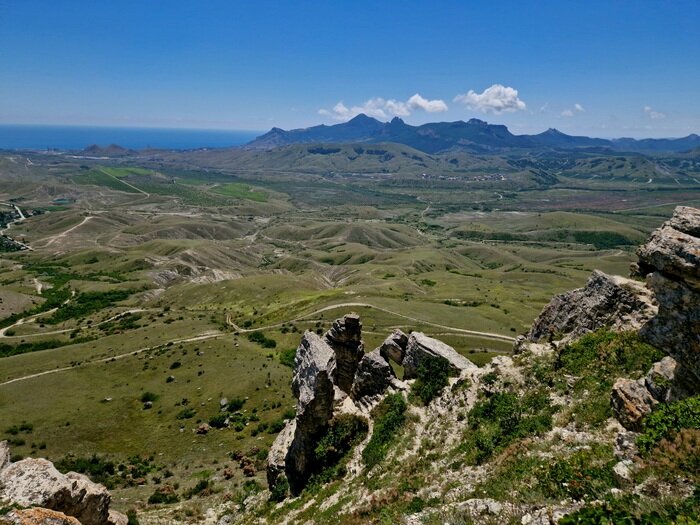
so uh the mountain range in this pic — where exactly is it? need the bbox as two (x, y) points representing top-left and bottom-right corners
(245, 114), (700, 154)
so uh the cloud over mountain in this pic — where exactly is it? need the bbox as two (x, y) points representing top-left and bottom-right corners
(454, 84), (526, 114)
(644, 106), (666, 119)
(319, 93), (447, 121)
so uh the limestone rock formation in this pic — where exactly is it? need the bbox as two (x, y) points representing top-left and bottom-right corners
(403, 332), (476, 379)
(637, 206), (700, 383)
(106, 511), (127, 525)
(323, 313), (364, 393)
(1, 508), (82, 525)
(0, 456), (111, 525)
(526, 270), (656, 344)
(637, 206), (700, 284)
(0, 440), (9, 471)
(644, 356), (698, 402)
(270, 331), (337, 495)
(378, 329), (408, 365)
(611, 378), (658, 431)
(351, 349), (396, 401)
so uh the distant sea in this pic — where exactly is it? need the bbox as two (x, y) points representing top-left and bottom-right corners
(0, 125), (261, 151)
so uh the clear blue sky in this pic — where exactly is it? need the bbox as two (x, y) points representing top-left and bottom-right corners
(1, 0), (698, 137)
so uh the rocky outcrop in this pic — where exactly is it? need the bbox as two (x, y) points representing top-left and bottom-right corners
(0, 454), (111, 525)
(637, 206), (700, 383)
(351, 349), (396, 401)
(526, 270), (656, 344)
(379, 329), (408, 364)
(611, 377), (658, 431)
(0, 441), (9, 471)
(323, 313), (364, 393)
(270, 331), (337, 496)
(637, 206), (700, 284)
(403, 332), (476, 379)
(1, 508), (82, 525)
(644, 356), (698, 402)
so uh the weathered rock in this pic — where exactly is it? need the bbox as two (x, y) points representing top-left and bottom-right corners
(644, 356), (699, 402)
(1, 508), (82, 525)
(378, 329), (408, 364)
(641, 272), (700, 384)
(0, 440), (10, 472)
(195, 423), (210, 435)
(527, 270), (656, 344)
(0, 458), (111, 525)
(266, 418), (296, 498)
(106, 510), (128, 525)
(268, 331), (337, 495)
(323, 313), (364, 393)
(611, 378), (658, 431)
(613, 460), (635, 484)
(351, 349), (396, 401)
(403, 332), (476, 379)
(637, 208), (700, 285)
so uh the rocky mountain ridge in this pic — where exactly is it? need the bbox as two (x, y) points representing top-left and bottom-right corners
(245, 114), (700, 154)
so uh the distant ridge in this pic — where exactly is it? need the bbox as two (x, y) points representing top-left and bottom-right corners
(246, 114), (700, 154)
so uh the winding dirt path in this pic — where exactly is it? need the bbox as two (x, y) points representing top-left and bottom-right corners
(227, 301), (515, 343)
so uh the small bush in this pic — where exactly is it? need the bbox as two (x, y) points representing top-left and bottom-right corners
(362, 394), (407, 469)
(412, 355), (451, 405)
(140, 392), (159, 403)
(227, 397), (246, 412)
(460, 389), (554, 465)
(279, 348), (296, 368)
(148, 484), (179, 504)
(176, 408), (196, 420)
(184, 478), (214, 499)
(209, 413), (228, 429)
(638, 396), (700, 454)
(247, 331), (277, 348)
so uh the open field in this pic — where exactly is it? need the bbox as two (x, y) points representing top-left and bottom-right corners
(0, 145), (693, 512)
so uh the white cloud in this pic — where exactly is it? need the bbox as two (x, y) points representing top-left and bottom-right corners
(453, 84), (526, 114)
(644, 106), (666, 120)
(319, 93), (447, 121)
(407, 93), (448, 113)
(561, 103), (585, 117)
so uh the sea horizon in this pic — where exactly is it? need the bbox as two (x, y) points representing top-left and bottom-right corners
(0, 124), (262, 151)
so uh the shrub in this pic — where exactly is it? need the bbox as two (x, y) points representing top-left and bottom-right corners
(311, 414), (368, 484)
(148, 484), (179, 504)
(140, 392), (158, 403)
(279, 348), (296, 368)
(539, 445), (617, 501)
(362, 394), (407, 469)
(247, 331), (277, 348)
(638, 396), (700, 454)
(176, 408), (196, 420)
(126, 509), (140, 525)
(184, 479), (214, 499)
(412, 355), (451, 405)
(227, 397), (246, 411)
(460, 389), (554, 465)
(208, 413), (228, 429)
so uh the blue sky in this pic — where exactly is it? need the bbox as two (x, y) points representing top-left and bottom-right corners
(1, 0), (698, 137)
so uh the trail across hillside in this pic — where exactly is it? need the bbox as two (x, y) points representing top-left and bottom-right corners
(227, 301), (516, 343)
(0, 331), (222, 387)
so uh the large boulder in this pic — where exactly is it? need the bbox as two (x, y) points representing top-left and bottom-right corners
(351, 349), (396, 401)
(637, 207), (700, 285)
(378, 329), (408, 365)
(637, 206), (700, 383)
(324, 313), (364, 393)
(268, 331), (337, 495)
(266, 418), (296, 499)
(611, 378), (658, 431)
(526, 270), (656, 344)
(403, 332), (476, 380)
(644, 356), (699, 403)
(0, 458), (111, 525)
